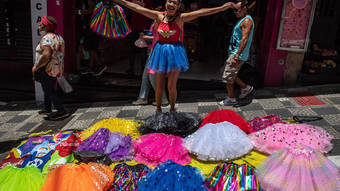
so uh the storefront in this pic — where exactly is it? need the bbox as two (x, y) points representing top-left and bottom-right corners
(259, 0), (340, 86)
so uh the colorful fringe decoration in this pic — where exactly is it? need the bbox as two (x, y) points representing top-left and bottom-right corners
(205, 163), (262, 191)
(90, 2), (131, 39)
(110, 163), (150, 191)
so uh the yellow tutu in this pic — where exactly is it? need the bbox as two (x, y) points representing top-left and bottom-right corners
(80, 118), (142, 140)
(189, 157), (223, 177)
(110, 159), (141, 169)
(231, 150), (268, 167)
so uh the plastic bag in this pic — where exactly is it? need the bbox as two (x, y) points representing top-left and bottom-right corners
(57, 76), (73, 93)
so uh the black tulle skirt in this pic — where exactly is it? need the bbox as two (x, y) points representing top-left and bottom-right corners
(138, 112), (201, 138)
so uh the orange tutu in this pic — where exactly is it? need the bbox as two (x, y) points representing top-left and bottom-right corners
(41, 162), (113, 191)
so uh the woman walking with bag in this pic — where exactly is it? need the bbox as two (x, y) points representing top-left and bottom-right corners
(32, 16), (69, 120)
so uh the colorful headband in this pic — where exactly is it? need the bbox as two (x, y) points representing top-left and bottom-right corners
(41, 16), (56, 31)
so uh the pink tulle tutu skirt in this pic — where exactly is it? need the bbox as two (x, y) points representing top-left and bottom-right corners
(249, 123), (333, 154)
(255, 147), (340, 191)
(133, 133), (191, 166)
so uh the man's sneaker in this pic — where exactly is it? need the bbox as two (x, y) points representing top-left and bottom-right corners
(47, 110), (69, 121)
(132, 98), (148, 105)
(239, 85), (254, 99)
(81, 68), (94, 75)
(152, 99), (169, 106)
(38, 109), (52, 115)
(92, 65), (107, 76)
(218, 97), (237, 106)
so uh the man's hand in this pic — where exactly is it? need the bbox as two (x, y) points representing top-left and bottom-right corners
(32, 66), (37, 73)
(231, 55), (239, 68)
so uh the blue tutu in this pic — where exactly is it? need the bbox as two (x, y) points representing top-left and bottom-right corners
(137, 160), (206, 191)
(147, 42), (189, 73)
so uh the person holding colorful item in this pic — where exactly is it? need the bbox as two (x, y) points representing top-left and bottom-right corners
(114, 0), (238, 112)
(32, 16), (69, 120)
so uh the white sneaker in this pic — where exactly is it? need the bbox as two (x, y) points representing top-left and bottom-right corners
(239, 85), (254, 99)
(218, 97), (237, 106)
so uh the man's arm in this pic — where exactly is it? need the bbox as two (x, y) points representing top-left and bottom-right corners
(234, 18), (252, 60)
(32, 46), (52, 72)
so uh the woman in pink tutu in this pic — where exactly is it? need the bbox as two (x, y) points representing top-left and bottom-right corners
(134, 133), (191, 166)
(256, 146), (340, 191)
(249, 123), (333, 154)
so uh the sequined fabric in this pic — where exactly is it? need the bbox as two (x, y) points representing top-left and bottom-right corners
(80, 118), (142, 140)
(134, 133), (191, 166)
(256, 147), (340, 191)
(137, 160), (206, 191)
(248, 123), (333, 154)
(41, 162), (114, 191)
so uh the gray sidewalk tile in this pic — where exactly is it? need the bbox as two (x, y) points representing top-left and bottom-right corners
(18, 123), (38, 132)
(97, 110), (120, 119)
(197, 105), (219, 113)
(322, 114), (340, 126)
(265, 109), (293, 118)
(117, 110), (138, 118)
(322, 126), (340, 139)
(288, 108), (318, 116)
(2, 111), (22, 116)
(63, 119), (95, 130)
(86, 107), (105, 112)
(239, 103), (263, 111)
(258, 99), (285, 109)
(0, 116), (14, 123)
(6, 115), (30, 123)
(78, 111), (101, 120)
(312, 107), (340, 115)
(242, 110), (267, 121)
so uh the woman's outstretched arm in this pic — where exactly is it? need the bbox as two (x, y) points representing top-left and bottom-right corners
(181, 2), (236, 23)
(114, 0), (160, 20)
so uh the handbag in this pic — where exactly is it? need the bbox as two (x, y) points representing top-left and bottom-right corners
(33, 66), (47, 82)
(57, 76), (73, 93)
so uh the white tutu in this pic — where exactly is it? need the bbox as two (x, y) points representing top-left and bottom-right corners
(184, 121), (253, 161)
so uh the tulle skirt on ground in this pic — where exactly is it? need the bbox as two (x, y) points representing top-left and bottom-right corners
(80, 118), (142, 140)
(139, 111), (200, 138)
(249, 123), (333, 154)
(41, 162), (114, 191)
(255, 147), (340, 191)
(184, 121), (253, 161)
(200, 109), (251, 134)
(134, 133), (191, 166)
(137, 160), (206, 191)
(147, 42), (189, 73)
(0, 165), (45, 191)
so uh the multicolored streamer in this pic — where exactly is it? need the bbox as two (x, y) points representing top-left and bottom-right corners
(90, 2), (131, 39)
(205, 163), (262, 191)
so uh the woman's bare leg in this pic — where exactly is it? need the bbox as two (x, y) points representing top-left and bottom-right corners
(167, 71), (180, 111)
(155, 73), (166, 111)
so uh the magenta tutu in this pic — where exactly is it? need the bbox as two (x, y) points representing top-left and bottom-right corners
(249, 123), (333, 154)
(256, 147), (340, 191)
(134, 133), (191, 166)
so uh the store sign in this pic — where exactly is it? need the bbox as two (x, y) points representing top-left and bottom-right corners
(277, 0), (317, 52)
(31, 0), (47, 102)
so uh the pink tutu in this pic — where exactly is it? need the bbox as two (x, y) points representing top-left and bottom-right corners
(256, 147), (340, 191)
(134, 133), (191, 166)
(249, 123), (333, 154)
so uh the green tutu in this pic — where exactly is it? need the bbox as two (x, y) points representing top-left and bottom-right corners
(0, 165), (45, 191)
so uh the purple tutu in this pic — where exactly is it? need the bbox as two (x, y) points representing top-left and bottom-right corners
(77, 128), (133, 161)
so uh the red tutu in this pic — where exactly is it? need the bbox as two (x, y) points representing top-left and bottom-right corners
(200, 109), (251, 133)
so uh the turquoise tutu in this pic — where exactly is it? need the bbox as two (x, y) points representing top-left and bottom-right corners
(147, 42), (189, 73)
